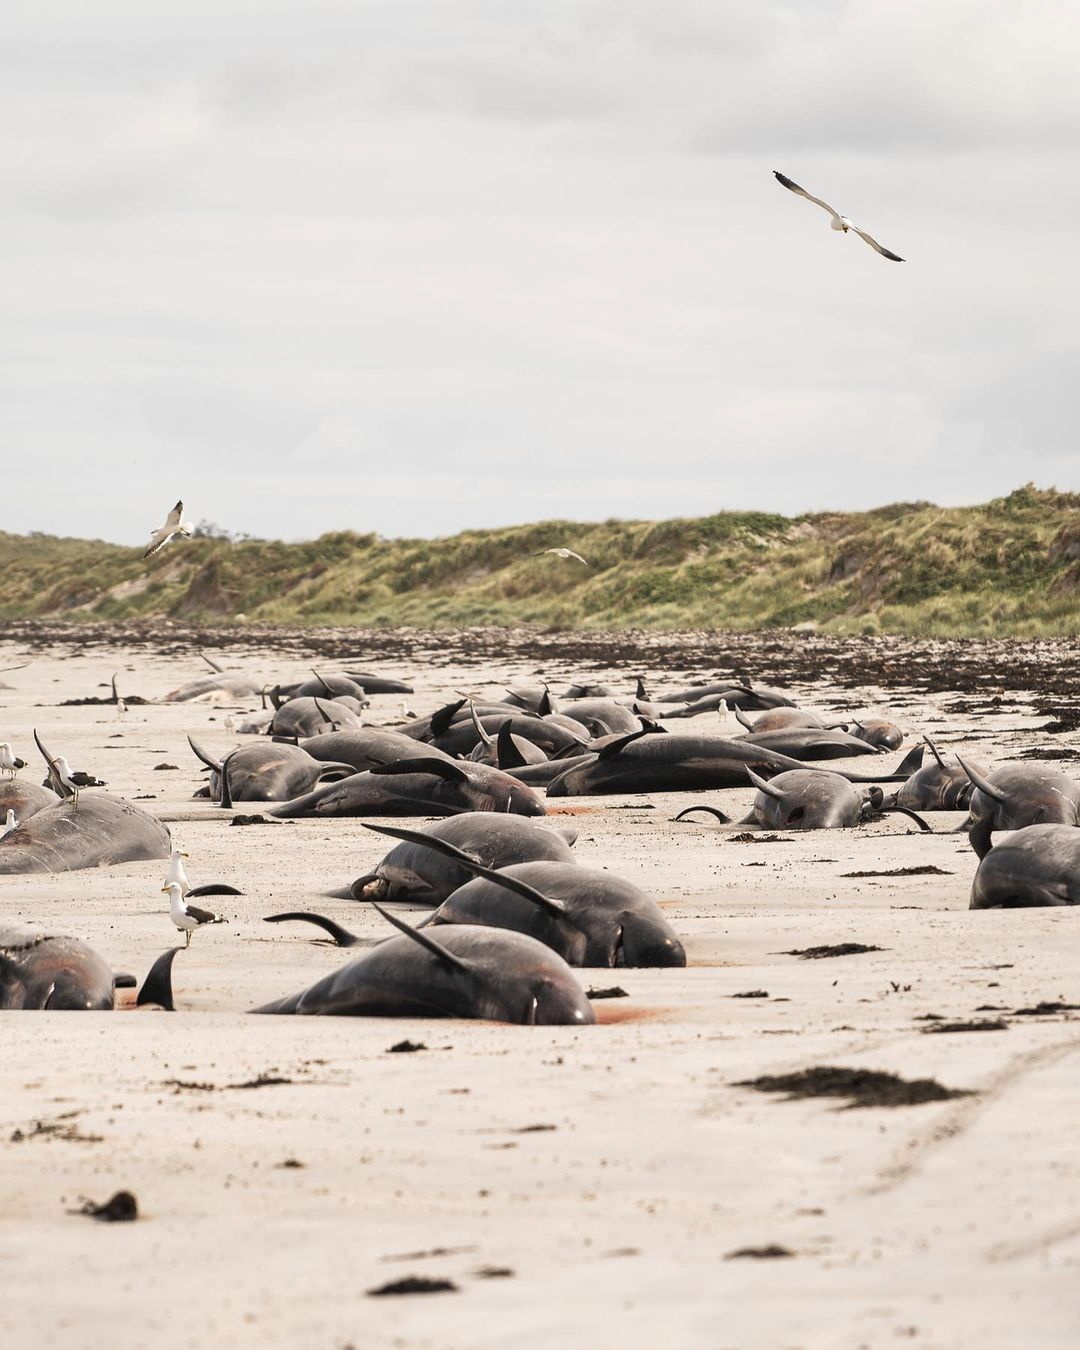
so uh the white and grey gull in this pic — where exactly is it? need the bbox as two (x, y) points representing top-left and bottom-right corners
(162, 881), (228, 948)
(773, 171), (904, 262)
(534, 547), (590, 565)
(0, 742), (26, 777)
(143, 501), (193, 559)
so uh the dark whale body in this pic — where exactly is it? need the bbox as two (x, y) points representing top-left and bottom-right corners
(0, 794), (171, 874)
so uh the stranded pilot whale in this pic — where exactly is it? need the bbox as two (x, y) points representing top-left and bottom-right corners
(0, 794), (171, 874)
(274, 823), (685, 968)
(547, 732), (923, 797)
(0, 926), (121, 1010)
(676, 767), (930, 832)
(350, 812), (578, 904)
(970, 824), (1080, 908)
(254, 903), (595, 1024)
(187, 736), (356, 802)
(959, 757), (1080, 858)
(269, 758), (547, 819)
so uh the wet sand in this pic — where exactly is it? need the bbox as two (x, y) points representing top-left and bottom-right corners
(2, 626), (1079, 1349)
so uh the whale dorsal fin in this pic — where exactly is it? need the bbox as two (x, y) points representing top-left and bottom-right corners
(746, 766), (785, 799)
(363, 823), (568, 919)
(956, 755), (1007, 804)
(187, 734), (223, 773)
(430, 698), (468, 738)
(137, 948), (181, 1012)
(370, 901), (473, 974)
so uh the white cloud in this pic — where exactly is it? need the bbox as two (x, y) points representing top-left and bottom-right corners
(2, 1), (1079, 545)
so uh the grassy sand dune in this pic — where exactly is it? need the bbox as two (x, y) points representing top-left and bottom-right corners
(4, 484), (1079, 635)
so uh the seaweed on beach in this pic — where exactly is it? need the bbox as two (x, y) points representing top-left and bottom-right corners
(734, 1065), (972, 1108)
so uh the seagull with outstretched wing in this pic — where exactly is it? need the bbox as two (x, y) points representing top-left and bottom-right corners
(773, 171), (904, 262)
(143, 501), (193, 558)
(534, 547), (590, 566)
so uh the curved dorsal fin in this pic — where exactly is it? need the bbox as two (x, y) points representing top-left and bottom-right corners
(596, 728), (652, 761)
(470, 702), (494, 748)
(200, 651), (226, 673)
(187, 734), (223, 773)
(734, 707), (753, 731)
(219, 748), (237, 808)
(263, 912), (365, 947)
(538, 687), (553, 716)
(922, 735), (946, 768)
(363, 823), (568, 919)
(137, 947), (181, 1011)
(746, 766), (785, 800)
(313, 697), (342, 728)
(430, 698), (467, 738)
(892, 744), (924, 777)
(370, 901), (473, 973)
(673, 804), (732, 824)
(496, 722), (529, 770)
(956, 755), (1007, 804)
(32, 728), (64, 796)
(311, 668), (334, 697)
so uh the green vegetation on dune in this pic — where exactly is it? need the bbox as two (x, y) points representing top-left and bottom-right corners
(3, 485), (1079, 636)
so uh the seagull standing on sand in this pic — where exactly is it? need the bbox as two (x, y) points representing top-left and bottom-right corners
(0, 809), (17, 839)
(163, 881), (227, 947)
(534, 547), (590, 566)
(773, 171), (904, 262)
(143, 501), (193, 559)
(165, 848), (191, 898)
(0, 743), (26, 777)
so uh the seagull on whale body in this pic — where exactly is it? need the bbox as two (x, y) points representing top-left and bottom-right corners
(0, 743), (26, 777)
(0, 809), (17, 839)
(143, 501), (193, 559)
(773, 171), (904, 262)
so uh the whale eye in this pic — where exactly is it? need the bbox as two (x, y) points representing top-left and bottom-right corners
(785, 806), (805, 825)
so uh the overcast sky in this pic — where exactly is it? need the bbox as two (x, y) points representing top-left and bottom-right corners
(5, 2), (1080, 545)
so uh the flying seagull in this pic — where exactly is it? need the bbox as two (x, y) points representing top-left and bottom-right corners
(143, 501), (193, 559)
(162, 882), (228, 948)
(773, 171), (904, 262)
(534, 547), (590, 565)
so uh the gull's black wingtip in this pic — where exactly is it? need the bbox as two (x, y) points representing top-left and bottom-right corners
(773, 170), (798, 191)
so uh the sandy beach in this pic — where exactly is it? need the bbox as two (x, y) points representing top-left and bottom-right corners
(2, 625), (1079, 1350)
